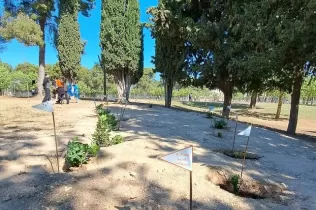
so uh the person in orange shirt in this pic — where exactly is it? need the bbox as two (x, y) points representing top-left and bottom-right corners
(56, 77), (65, 104)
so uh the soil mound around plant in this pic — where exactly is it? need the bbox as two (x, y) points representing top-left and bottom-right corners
(206, 166), (286, 199)
(214, 149), (262, 160)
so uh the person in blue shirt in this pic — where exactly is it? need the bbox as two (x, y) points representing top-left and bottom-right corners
(73, 81), (80, 103)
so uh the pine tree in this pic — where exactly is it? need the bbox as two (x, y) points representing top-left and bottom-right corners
(57, 0), (83, 80)
(100, 0), (142, 102)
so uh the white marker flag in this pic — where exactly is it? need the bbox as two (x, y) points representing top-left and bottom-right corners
(208, 106), (215, 111)
(32, 101), (54, 113)
(160, 146), (193, 171)
(238, 126), (252, 137)
(227, 105), (232, 110)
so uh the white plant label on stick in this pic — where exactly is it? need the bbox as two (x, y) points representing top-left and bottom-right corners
(160, 146), (193, 171)
(32, 101), (54, 113)
(208, 106), (215, 111)
(238, 126), (252, 137)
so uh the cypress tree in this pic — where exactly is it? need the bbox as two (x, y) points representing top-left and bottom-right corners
(100, 0), (142, 102)
(57, 0), (83, 80)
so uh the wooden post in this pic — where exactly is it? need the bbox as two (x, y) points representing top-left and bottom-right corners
(231, 113), (238, 152)
(190, 170), (192, 210)
(52, 112), (60, 173)
(240, 136), (250, 180)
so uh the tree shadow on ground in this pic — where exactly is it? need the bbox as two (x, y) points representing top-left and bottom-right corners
(0, 162), (280, 210)
(130, 101), (316, 142)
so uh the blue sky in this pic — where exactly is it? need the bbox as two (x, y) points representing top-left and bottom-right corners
(0, 0), (158, 69)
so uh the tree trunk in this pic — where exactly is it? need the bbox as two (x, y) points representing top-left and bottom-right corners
(221, 84), (233, 118)
(37, 17), (46, 97)
(249, 91), (258, 109)
(287, 70), (303, 134)
(164, 79), (173, 108)
(275, 91), (284, 119)
(115, 68), (131, 103)
(103, 69), (107, 101)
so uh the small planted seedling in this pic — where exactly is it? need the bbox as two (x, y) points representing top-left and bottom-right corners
(112, 135), (124, 145)
(206, 112), (213, 119)
(230, 174), (240, 195)
(217, 132), (223, 138)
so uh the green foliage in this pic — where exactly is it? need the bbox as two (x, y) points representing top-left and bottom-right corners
(100, 0), (142, 100)
(213, 119), (227, 129)
(147, 1), (187, 107)
(11, 70), (36, 91)
(15, 62), (38, 74)
(230, 174), (240, 195)
(206, 112), (213, 119)
(233, 151), (245, 159)
(217, 132), (223, 138)
(92, 116), (110, 146)
(0, 64), (12, 92)
(66, 137), (89, 167)
(0, 12), (43, 46)
(46, 63), (62, 80)
(112, 135), (124, 145)
(87, 143), (100, 157)
(57, 0), (83, 80)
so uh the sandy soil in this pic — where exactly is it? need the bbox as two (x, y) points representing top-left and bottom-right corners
(1, 97), (316, 210)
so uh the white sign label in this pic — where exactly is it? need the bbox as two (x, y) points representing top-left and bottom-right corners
(32, 101), (54, 113)
(227, 105), (232, 110)
(160, 146), (193, 171)
(238, 126), (252, 137)
(208, 106), (215, 111)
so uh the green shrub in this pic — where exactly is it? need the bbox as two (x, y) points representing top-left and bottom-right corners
(230, 174), (240, 194)
(206, 112), (213, 119)
(213, 119), (227, 129)
(88, 143), (100, 156)
(65, 138), (89, 167)
(217, 132), (223, 138)
(112, 135), (124, 145)
(105, 114), (118, 131)
(92, 117), (111, 146)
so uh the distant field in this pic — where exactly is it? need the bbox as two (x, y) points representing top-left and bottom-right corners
(132, 99), (316, 137)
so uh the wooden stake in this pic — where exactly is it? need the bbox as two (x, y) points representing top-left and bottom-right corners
(231, 113), (238, 152)
(52, 112), (60, 173)
(240, 136), (250, 180)
(190, 170), (193, 210)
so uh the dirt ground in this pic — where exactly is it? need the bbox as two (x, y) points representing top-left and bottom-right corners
(133, 99), (316, 137)
(1, 97), (316, 210)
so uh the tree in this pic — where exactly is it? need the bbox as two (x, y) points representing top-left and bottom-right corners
(0, 62), (12, 94)
(270, 0), (316, 134)
(4, 0), (94, 96)
(147, 0), (186, 107)
(15, 62), (38, 74)
(46, 63), (62, 79)
(301, 78), (316, 105)
(100, 0), (142, 102)
(57, 0), (84, 80)
(0, 12), (43, 46)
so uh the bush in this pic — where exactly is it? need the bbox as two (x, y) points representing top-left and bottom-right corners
(92, 116), (111, 146)
(65, 138), (89, 167)
(213, 119), (227, 129)
(112, 135), (124, 145)
(88, 143), (100, 156)
(104, 114), (118, 131)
